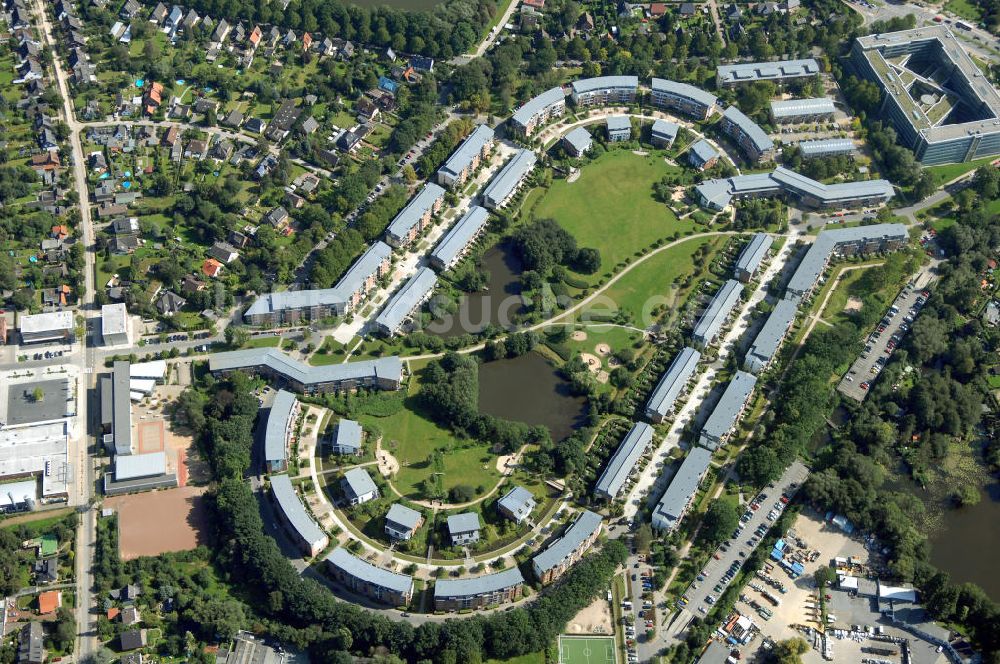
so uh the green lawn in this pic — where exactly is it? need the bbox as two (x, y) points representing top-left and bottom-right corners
(358, 372), (501, 499)
(578, 235), (724, 324)
(924, 156), (994, 186)
(242, 336), (281, 348)
(485, 653), (547, 664)
(820, 267), (870, 325)
(944, 0), (982, 21)
(558, 635), (616, 664)
(532, 150), (695, 284)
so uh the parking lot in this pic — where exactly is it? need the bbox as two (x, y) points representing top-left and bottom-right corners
(676, 461), (810, 620)
(838, 282), (929, 402)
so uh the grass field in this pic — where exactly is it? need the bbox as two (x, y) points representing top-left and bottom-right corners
(558, 635), (617, 664)
(485, 653), (547, 664)
(924, 156), (994, 186)
(944, 0), (982, 21)
(358, 370), (500, 499)
(532, 150), (695, 284)
(578, 235), (724, 324)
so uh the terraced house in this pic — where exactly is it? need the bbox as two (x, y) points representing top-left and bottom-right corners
(385, 183), (445, 248)
(531, 510), (603, 584)
(510, 86), (566, 136)
(437, 124), (495, 188)
(434, 568), (525, 611)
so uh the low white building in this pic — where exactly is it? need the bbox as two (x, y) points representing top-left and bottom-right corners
(101, 303), (130, 346)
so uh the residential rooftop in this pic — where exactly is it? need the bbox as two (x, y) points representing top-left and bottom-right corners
(434, 567), (525, 599)
(532, 510), (602, 574)
(325, 547), (413, 594)
(717, 58), (821, 84)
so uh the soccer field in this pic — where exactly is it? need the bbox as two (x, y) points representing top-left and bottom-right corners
(558, 635), (617, 664)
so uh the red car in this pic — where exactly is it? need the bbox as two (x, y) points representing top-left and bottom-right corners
(780, 495), (789, 504)
(860, 382), (870, 390)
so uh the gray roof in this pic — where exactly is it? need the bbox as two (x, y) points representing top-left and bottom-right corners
(325, 547), (413, 594)
(20, 311), (73, 335)
(511, 86), (565, 127)
(532, 510), (602, 574)
(562, 127), (593, 154)
(342, 467), (378, 500)
(695, 167), (894, 211)
(799, 138), (856, 158)
(446, 512), (481, 535)
(385, 502), (423, 531)
(693, 279), (744, 345)
(386, 183), (445, 243)
(745, 298), (798, 373)
(645, 347), (701, 419)
(606, 115), (631, 132)
(570, 76), (639, 95)
(431, 206), (490, 269)
(786, 223), (908, 297)
(115, 451), (166, 480)
(208, 348), (403, 388)
(264, 390), (296, 465)
(718, 58), (820, 84)
(651, 119), (679, 142)
(113, 361), (132, 456)
(651, 446), (713, 530)
(595, 422), (654, 499)
(689, 139), (719, 166)
(722, 106), (774, 155)
(498, 485), (535, 519)
(734, 233), (771, 277)
(374, 267), (437, 334)
(434, 567), (524, 599)
(770, 97), (836, 119)
(244, 242), (392, 318)
(650, 78), (718, 108)
(438, 125), (495, 181)
(101, 303), (128, 338)
(271, 473), (327, 551)
(482, 149), (536, 205)
(333, 419), (362, 452)
(701, 371), (757, 448)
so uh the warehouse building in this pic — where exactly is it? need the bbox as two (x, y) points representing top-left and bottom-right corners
(699, 371), (757, 450)
(325, 547), (413, 605)
(798, 138), (857, 159)
(570, 76), (638, 107)
(372, 267), (438, 337)
(429, 206), (491, 272)
(721, 106), (775, 163)
(785, 224), (909, 301)
(0, 478), (38, 513)
(104, 451), (178, 496)
(734, 233), (772, 282)
(209, 349), (403, 393)
(19, 311), (74, 345)
(341, 467), (379, 505)
(264, 390), (299, 472)
(243, 241), (392, 324)
(744, 298), (799, 374)
(650, 78), (718, 119)
(692, 279), (744, 349)
(99, 361), (133, 456)
(532, 509), (602, 584)
(717, 58), (821, 87)
(769, 97), (836, 123)
(329, 419), (363, 455)
(385, 183), (446, 249)
(651, 446), (713, 531)
(510, 86), (566, 136)
(650, 119), (679, 148)
(437, 124), (495, 188)
(434, 567), (525, 611)
(0, 420), (69, 500)
(595, 422), (654, 500)
(481, 149), (537, 210)
(605, 115), (632, 142)
(270, 473), (329, 557)
(850, 26), (1000, 165)
(562, 127), (593, 157)
(100, 303), (129, 346)
(694, 167), (895, 211)
(644, 347), (701, 423)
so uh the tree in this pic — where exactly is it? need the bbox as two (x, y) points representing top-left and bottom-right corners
(189, 598), (246, 640)
(952, 485), (980, 507)
(31, 387), (43, 402)
(813, 565), (837, 588)
(224, 325), (250, 349)
(767, 638), (809, 664)
(634, 524), (653, 553)
(52, 607), (76, 652)
(698, 500), (740, 547)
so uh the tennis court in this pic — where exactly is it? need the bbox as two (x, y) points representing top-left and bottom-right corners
(558, 635), (616, 664)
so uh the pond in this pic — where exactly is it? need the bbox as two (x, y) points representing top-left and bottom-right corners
(928, 481), (1000, 601)
(427, 241), (525, 338)
(477, 351), (588, 442)
(348, 0), (445, 10)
